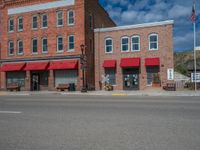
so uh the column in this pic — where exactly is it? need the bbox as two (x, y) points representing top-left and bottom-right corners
(25, 71), (31, 91)
(0, 72), (6, 90)
(48, 70), (54, 91)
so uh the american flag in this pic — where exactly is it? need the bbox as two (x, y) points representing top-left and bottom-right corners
(191, 4), (196, 23)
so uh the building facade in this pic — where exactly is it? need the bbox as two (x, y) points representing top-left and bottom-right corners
(94, 20), (174, 90)
(0, 0), (115, 91)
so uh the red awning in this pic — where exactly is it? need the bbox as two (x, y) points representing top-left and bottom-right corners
(1, 63), (26, 72)
(145, 58), (160, 66)
(103, 60), (116, 68)
(48, 60), (78, 70)
(120, 58), (140, 67)
(24, 62), (49, 71)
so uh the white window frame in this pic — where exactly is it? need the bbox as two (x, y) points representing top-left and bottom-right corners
(17, 40), (23, 55)
(105, 38), (113, 54)
(8, 41), (14, 56)
(56, 11), (63, 27)
(57, 36), (64, 52)
(17, 16), (23, 32)
(41, 14), (48, 28)
(121, 36), (129, 52)
(8, 17), (14, 32)
(131, 35), (140, 52)
(32, 38), (38, 54)
(67, 10), (75, 26)
(42, 37), (48, 53)
(68, 35), (75, 51)
(32, 15), (38, 29)
(149, 33), (158, 51)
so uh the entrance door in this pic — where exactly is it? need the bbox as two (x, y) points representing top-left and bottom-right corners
(123, 68), (139, 90)
(31, 74), (40, 91)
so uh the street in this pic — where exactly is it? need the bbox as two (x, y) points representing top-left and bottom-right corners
(0, 95), (200, 150)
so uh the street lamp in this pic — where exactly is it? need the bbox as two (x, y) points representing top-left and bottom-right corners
(80, 44), (87, 92)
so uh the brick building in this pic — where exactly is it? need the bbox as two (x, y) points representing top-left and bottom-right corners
(0, 0), (115, 91)
(94, 20), (174, 90)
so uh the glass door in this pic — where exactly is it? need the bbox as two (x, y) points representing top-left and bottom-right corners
(31, 74), (40, 91)
(123, 68), (139, 90)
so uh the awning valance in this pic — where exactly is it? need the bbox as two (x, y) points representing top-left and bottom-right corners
(24, 62), (49, 71)
(103, 60), (116, 68)
(1, 63), (26, 72)
(120, 58), (140, 67)
(48, 60), (78, 70)
(145, 58), (160, 66)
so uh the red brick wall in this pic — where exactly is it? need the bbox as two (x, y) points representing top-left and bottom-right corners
(95, 24), (174, 90)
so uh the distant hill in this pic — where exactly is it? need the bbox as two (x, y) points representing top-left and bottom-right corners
(174, 50), (200, 76)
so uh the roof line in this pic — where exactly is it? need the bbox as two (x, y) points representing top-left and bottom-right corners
(94, 20), (174, 33)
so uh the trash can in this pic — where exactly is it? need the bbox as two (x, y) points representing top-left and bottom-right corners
(69, 83), (76, 91)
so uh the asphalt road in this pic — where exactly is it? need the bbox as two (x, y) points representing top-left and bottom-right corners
(0, 95), (200, 150)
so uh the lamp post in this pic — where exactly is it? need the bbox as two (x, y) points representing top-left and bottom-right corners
(80, 44), (87, 92)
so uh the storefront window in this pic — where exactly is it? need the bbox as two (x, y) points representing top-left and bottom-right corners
(105, 68), (116, 85)
(6, 72), (26, 87)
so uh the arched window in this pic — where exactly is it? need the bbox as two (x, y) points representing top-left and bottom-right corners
(105, 38), (113, 53)
(131, 35), (140, 51)
(149, 33), (158, 50)
(68, 10), (75, 26)
(121, 36), (129, 52)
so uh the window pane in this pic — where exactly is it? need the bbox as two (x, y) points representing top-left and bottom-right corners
(57, 37), (63, 51)
(32, 39), (37, 53)
(9, 18), (14, 31)
(106, 39), (112, 45)
(122, 38), (128, 44)
(42, 15), (48, 27)
(42, 38), (48, 52)
(32, 16), (38, 29)
(9, 41), (14, 55)
(18, 17), (23, 31)
(150, 35), (157, 42)
(150, 43), (157, 49)
(57, 11), (63, 26)
(68, 35), (74, 50)
(68, 11), (74, 25)
(18, 41), (23, 54)
(132, 37), (139, 43)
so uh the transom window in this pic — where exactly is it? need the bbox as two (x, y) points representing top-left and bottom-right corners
(149, 34), (158, 50)
(18, 17), (23, 31)
(17, 40), (23, 55)
(8, 18), (14, 32)
(68, 10), (74, 26)
(41, 14), (48, 28)
(57, 36), (63, 52)
(68, 35), (75, 51)
(57, 11), (63, 26)
(121, 36), (129, 52)
(8, 41), (14, 55)
(32, 38), (38, 53)
(42, 38), (48, 53)
(131, 36), (140, 51)
(32, 16), (38, 29)
(105, 38), (113, 53)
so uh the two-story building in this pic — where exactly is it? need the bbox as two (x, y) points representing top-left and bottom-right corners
(0, 0), (115, 91)
(94, 20), (174, 90)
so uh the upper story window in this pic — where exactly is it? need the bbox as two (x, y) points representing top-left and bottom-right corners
(57, 11), (63, 27)
(68, 10), (74, 26)
(17, 40), (23, 55)
(57, 36), (63, 52)
(8, 41), (14, 55)
(131, 35), (140, 51)
(42, 37), (48, 53)
(32, 16), (38, 29)
(149, 34), (158, 50)
(121, 36), (129, 52)
(18, 17), (23, 31)
(89, 14), (93, 29)
(41, 14), (48, 28)
(32, 38), (38, 54)
(8, 17), (14, 32)
(105, 38), (113, 53)
(68, 35), (75, 51)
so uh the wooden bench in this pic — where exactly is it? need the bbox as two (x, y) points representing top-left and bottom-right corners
(163, 83), (176, 91)
(7, 84), (20, 91)
(56, 84), (69, 91)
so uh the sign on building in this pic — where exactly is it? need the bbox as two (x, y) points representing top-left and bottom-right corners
(195, 46), (200, 51)
(191, 73), (200, 83)
(167, 68), (174, 80)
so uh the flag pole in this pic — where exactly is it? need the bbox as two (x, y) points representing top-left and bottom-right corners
(193, 1), (197, 91)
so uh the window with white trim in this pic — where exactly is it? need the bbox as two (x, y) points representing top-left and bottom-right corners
(17, 40), (23, 55)
(68, 35), (74, 51)
(105, 38), (113, 53)
(41, 14), (48, 28)
(8, 41), (14, 55)
(149, 34), (158, 50)
(18, 17), (23, 31)
(121, 36), (129, 52)
(32, 38), (38, 53)
(8, 18), (14, 32)
(57, 36), (63, 52)
(131, 35), (140, 51)
(32, 16), (38, 29)
(57, 11), (63, 26)
(68, 10), (74, 26)
(42, 37), (48, 53)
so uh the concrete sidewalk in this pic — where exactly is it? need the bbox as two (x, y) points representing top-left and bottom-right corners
(0, 90), (200, 97)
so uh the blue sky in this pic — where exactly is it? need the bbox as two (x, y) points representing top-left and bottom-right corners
(99, 0), (200, 52)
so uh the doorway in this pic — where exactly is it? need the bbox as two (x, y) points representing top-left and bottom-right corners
(123, 68), (139, 90)
(31, 73), (40, 91)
